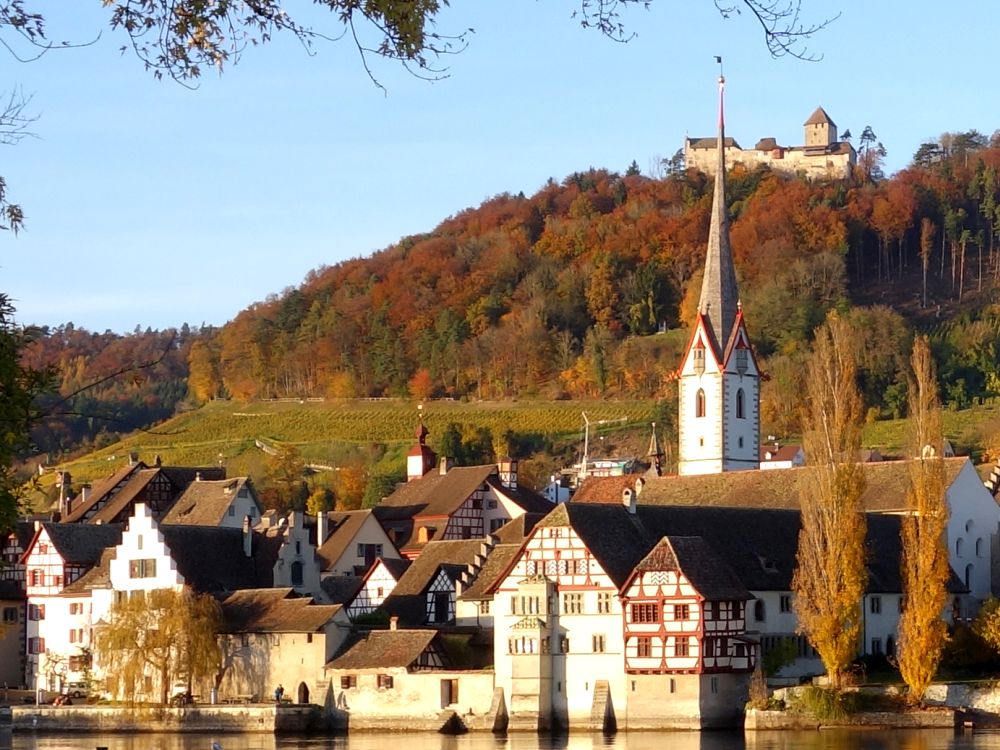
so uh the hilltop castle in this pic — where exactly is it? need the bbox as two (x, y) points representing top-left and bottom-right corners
(684, 106), (856, 180)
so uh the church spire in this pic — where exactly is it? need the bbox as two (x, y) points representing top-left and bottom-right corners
(697, 68), (740, 353)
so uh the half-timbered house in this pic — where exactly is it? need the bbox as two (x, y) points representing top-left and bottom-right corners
(345, 557), (411, 620)
(375, 453), (551, 559)
(62, 458), (224, 525)
(20, 522), (122, 691)
(315, 509), (401, 578)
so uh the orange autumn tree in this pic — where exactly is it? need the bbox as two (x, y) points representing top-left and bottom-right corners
(896, 335), (950, 704)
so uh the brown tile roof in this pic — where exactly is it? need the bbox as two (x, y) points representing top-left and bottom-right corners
(36, 523), (122, 565)
(161, 477), (260, 526)
(378, 465), (497, 518)
(804, 106), (835, 127)
(65, 464), (225, 525)
(760, 444), (802, 463)
(487, 479), (554, 514)
(632, 536), (750, 601)
(316, 510), (380, 569)
(381, 539), (482, 625)
(688, 136), (741, 149)
(219, 588), (339, 633)
(493, 513), (544, 544)
(61, 548), (114, 594)
(328, 629), (440, 670)
(158, 525), (278, 593)
(320, 575), (365, 605)
(526, 502), (953, 596)
(570, 458), (970, 512)
(458, 544), (522, 601)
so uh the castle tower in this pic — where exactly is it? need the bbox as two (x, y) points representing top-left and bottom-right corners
(677, 74), (760, 476)
(804, 106), (836, 148)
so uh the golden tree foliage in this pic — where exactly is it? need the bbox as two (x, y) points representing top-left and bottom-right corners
(792, 311), (868, 689)
(96, 587), (221, 705)
(896, 336), (950, 704)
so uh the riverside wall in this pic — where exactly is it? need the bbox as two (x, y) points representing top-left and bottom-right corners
(7, 704), (316, 733)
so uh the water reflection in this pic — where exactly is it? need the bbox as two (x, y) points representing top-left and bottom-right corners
(5, 730), (1000, 750)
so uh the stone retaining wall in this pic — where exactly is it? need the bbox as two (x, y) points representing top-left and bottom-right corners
(8, 704), (316, 733)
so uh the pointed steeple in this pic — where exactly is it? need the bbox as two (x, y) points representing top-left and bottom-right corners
(646, 422), (665, 477)
(698, 73), (740, 353)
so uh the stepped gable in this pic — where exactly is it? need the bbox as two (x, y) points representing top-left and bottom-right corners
(632, 536), (750, 602)
(161, 476), (258, 526)
(320, 575), (365, 605)
(457, 543), (522, 602)
(32, 522), (122, 565)
(157, 524), (277, 592)
(492, 512), (544, 544)
(327, 629), (441, 670)
(571, 457), (970, 512)
(380, 539), (481, 625)
(219, 587), (339, 633)
(315, 509), (380, 568)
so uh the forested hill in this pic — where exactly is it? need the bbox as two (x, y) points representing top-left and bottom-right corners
(24, 130), (1000, 458)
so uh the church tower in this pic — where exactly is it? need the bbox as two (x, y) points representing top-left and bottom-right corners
(677, 74), (760, 476)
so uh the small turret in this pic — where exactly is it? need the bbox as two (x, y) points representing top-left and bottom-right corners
(406, 406), (437, 482)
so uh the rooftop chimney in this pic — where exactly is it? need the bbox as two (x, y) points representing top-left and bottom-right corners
(439, 457), (451, 476)
(80, 484), (91, 505)
(316, 511), (328, 546)
(622, 488), (636, 515)
(389, 616), (398, 631)
(128, 451), (139, 466)
(195, 471), (202, 482)
(242, 515), (253, 557)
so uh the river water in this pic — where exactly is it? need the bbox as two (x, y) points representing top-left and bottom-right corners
(6, 731), (1000, 750)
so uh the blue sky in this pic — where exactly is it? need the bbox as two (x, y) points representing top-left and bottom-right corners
(3, 1), (998, 333)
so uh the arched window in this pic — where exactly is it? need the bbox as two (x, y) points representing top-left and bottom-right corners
(736, 388), (745, 419)
(291, 561), (303, 587)
(965, 564), (974, 590)
(753, 600), (765, 622)
(956, 538), (964, 558)
(977, 538), (984, 558)
(695, 389), (706, 418)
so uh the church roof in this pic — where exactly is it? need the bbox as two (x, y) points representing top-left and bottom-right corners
(697, 78), (740, 357)
(571, 457), (970, 513)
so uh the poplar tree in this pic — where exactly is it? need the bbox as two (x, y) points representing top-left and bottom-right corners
(792, 311), (867, 689)
(896, 336), (949, 704)
(96, 587), (222, 706)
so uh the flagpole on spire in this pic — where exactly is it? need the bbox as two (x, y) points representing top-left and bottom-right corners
(715, 55), (725, 131)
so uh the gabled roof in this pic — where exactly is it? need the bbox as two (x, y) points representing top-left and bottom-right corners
(320, 575), (365, 605)
(804, 106), (835, 127)
(161, 477), (260, 526)
(378, 465), (497, 518)
(487, 478), (554, 514)
(380, 539), (481, 625)
(528, 502), (937, 595)
(29, 523), (122, 566)
(65, 464), (226, 525)
(327, 629), (440, 670)
(157, 525), (278, 593)
(630, 536), (750, 601)
(493, 513), (544, 545)
(316, 510), (384, 569)
(458, 543), (522, 601)
(761, 444), (803, 463)
(61, 548), (115, 594)
(687, 136), (741, 150)
(219, 588), (339, 633)
(570, 458), (970, 513)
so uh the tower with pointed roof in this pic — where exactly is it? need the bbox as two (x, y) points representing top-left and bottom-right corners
(677, 75), (760, 476)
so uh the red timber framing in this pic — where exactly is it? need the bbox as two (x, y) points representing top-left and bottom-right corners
(622, 568), (751, 675)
